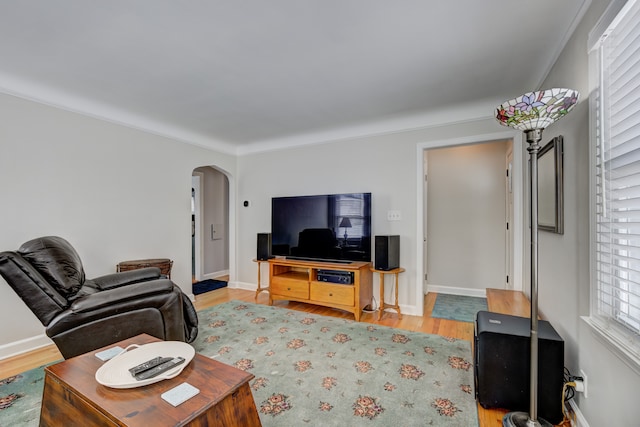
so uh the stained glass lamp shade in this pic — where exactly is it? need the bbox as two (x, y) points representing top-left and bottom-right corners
(494, 88), (579, 427)
(496, 88), (579, 131)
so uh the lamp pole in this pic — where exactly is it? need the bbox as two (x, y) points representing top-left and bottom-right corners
(502, 126), (551, 427)
(526, 127), (543, 426)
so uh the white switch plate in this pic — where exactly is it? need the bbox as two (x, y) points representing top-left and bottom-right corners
(387, 210), (401, 221)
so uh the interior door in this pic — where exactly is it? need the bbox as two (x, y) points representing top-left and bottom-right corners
(505, 147), (514, 289)
(423, 150), (429, 293)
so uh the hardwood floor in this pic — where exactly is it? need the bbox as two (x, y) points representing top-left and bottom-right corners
(0, 287), (534, 427)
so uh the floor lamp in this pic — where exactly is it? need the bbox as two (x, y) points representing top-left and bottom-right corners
(495, 88), (579, 427)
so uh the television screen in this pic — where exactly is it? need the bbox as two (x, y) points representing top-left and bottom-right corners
(271, 193), (372, 262)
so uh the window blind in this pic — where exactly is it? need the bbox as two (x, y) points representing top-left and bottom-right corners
(592, 0), (640, 359)
(334, 194), (367, 238)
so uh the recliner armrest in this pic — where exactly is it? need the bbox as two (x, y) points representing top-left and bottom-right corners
(91, 267), (161, 290)
(46, 279), (181, 338)
(70, 279), (175, 313)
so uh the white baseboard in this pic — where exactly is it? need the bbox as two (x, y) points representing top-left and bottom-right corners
(379, 304), (420, 317)
(0, 333), (53, 361)
(201, 269), (229, 281)
(231, 281), (257, 291)
(568, 399), (590, 427)
(425, 284), (487, 298)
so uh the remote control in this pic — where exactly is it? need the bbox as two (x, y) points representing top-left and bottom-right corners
(161, 382), (200, 407)
(128, 356), (173, 376)
(134, 357), (186, 380)
(95, 346), (124, 361)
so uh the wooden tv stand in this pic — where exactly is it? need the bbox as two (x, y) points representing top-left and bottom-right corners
(268, 258), (373, 321)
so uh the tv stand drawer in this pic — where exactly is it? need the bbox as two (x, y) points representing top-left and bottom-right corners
(310, 282), (354, 306)
(271, 279), (309, 300)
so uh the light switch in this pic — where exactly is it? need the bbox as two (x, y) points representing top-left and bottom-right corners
(211, 223), (224, 240)
(387, 210), (401, 221)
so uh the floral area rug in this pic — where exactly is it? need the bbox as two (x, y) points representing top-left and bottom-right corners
(0, 301), (479, 427)
(0, 361), (51, 426)
(193, 301), (479, 426)
(431, 293), (488, 323)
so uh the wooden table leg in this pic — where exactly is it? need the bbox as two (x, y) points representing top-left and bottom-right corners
(378, 272), (384, 320)
(394, 271), (402, 319)
(254, 259), (269, 301)
(378, 270), (402, 320)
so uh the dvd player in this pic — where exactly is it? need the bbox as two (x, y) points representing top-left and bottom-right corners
(317, 270), (354, 284)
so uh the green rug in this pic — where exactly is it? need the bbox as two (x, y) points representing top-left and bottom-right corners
(0, 361), (50, 426)
(431, 293), (488, 323)
(0, 301), (478, 427)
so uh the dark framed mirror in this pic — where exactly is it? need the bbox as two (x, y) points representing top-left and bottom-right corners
(537, 135), (564, 234)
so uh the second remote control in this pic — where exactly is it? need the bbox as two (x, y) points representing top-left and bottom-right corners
(135, 357), (186, 380)
(129, 356), (173, 376)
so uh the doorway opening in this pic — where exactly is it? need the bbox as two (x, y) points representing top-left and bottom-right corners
(416, 131), (524, 314)
(192, 166), (231, 290)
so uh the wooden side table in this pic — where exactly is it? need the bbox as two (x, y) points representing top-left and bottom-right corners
(253, 259), (270, 300)
(39, 334), (262, 427)
(117, 258), (173, 278)
(371, 267), (405, 320)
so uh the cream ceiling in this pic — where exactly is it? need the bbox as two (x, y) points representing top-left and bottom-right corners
(0, 1), (589, 154)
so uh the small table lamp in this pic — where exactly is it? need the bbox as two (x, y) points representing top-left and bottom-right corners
(339, 217), (352, 246)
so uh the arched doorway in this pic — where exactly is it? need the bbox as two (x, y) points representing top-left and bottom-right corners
(192, 166), (230, 290)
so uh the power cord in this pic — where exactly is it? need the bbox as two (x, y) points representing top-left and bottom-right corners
(559, 367), (583, 426)
(362, 295), (378, 313)
(363, 279), (398, 315)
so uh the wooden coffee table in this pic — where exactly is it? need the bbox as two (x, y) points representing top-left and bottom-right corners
(39, 334), (262, 426)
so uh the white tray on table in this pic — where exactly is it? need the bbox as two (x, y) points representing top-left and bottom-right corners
(95, 341), (195, 389)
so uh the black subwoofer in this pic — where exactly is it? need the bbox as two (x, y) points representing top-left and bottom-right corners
(474, 311), (564, 425)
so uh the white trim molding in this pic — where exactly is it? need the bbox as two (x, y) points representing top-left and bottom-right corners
(0, 333), (53, 361)
(424, 285), (487, 299)
(568, 400), (591, 427)
(582, 316), (640, 375)
(201, 269), (230, 281)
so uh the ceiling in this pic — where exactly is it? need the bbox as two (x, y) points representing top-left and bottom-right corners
(0, 1), (589, 154)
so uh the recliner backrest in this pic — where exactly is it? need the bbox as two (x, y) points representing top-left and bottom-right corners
(0, 250), (69, 326)
(17, 236), (86, 299)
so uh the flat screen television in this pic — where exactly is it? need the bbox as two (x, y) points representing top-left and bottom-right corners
(271, 192), (372, 263)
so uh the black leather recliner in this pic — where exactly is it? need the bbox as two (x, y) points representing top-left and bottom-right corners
(0, 236), (198, 359)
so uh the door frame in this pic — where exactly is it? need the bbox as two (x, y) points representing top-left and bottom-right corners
(415, 130), (525, 309)
(192, 173), (203, 282)
(192, 166), (235, 287)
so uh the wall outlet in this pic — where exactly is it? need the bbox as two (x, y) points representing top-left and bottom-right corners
(387, 210), (401, 221)
(578, 369), (588, 398)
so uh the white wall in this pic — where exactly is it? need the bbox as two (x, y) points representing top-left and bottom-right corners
(427, 140), (508, 293)
(235, 119), (510, 316)
(2, 5), (631, 423)
(537, 0), (640, 425)
(0, 92), (236, 358)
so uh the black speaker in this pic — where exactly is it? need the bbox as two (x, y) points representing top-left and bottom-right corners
(256, 233), (272, 261)
(374, 235), (399, 270)
(474, 311), (564, 425)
